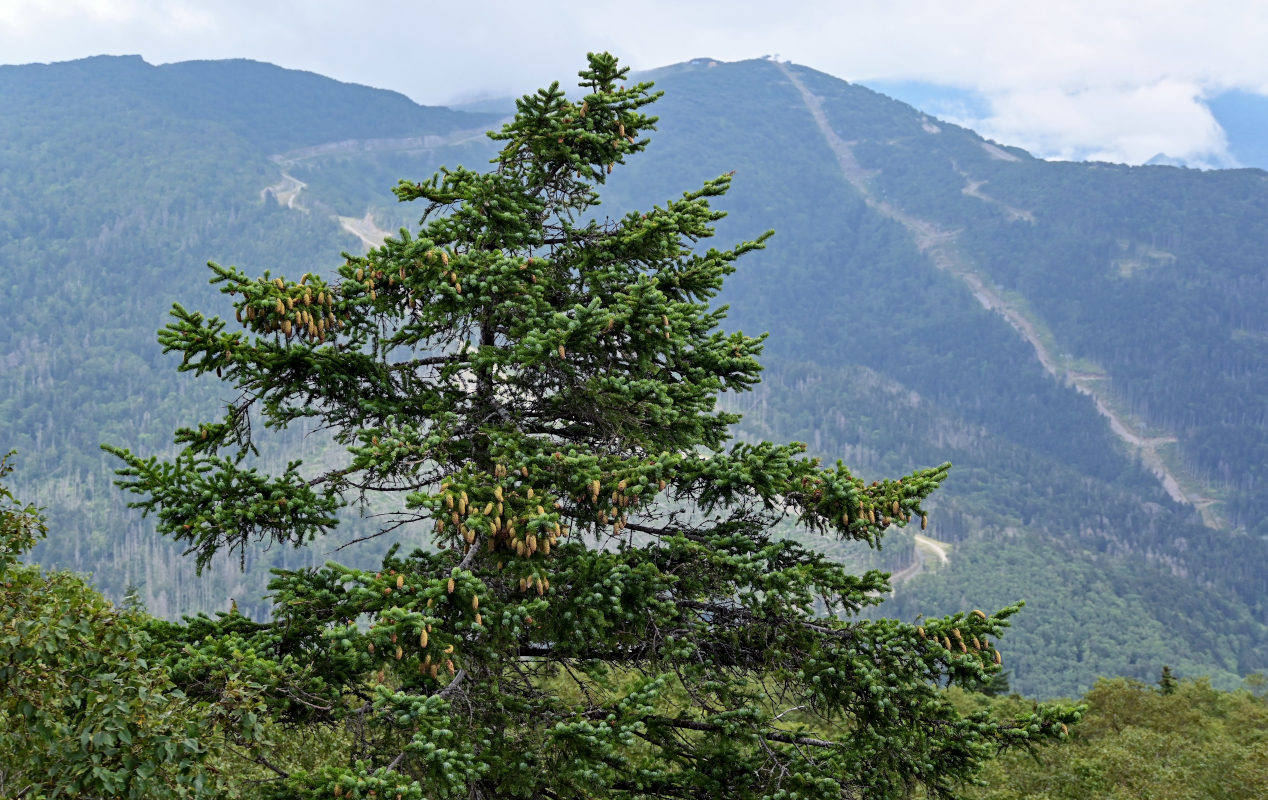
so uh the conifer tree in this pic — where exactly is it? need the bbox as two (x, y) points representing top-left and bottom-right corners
(106, 53), (1078, 799)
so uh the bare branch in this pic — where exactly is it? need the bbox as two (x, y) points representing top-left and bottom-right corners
(222, 741), (291, 779)
(306, 465), (357, 488)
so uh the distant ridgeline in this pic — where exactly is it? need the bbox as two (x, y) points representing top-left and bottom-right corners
(2, 54), (1266, 698)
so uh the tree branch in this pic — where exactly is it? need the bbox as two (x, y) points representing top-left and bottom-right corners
(306, 465), (357, 488)
(654, 717), (836, 749)
(387, 353), (469, 372)
(621, 520), (707, 543)
(223, 741), (291, 779)
(518, 642), (656, 661)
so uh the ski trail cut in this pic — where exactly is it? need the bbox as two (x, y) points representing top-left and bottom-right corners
(775, 61), (1215, 525)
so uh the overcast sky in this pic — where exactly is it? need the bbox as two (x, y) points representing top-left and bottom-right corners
(2, 0), (1264, 166)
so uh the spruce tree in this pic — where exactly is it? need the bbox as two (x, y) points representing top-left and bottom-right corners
(106, 53), (1077, 799)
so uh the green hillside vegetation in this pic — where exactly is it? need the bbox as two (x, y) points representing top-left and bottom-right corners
(2, 54), (1267, 700)
(957, 675), (1268, 799)
(4, 450), (1265, 796)
(1, 452), (214, 797)
(742, 361), (1261, 696)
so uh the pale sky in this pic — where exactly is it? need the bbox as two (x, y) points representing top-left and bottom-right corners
(2, 0), (1265, 166)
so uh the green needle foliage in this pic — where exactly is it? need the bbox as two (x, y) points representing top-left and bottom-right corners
(105, 54), (1078, 799)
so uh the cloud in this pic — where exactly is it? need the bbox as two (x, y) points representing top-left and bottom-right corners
(958, 80), (1234, 167)
(0, 0), (221, 66)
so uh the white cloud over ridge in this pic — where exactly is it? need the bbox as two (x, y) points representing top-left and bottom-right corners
(963, 80), (1234, 168)
(1, 0), (1261, 166)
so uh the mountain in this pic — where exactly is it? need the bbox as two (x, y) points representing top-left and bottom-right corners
(605, 59), (1268, 695)
(2, 55), (1266, 698)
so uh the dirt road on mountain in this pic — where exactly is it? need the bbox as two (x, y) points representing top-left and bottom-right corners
(338, 211), (392, 250)
(262, 120), (509, 250)
(914, 534), (949, 565)
(261, 172), (306, 209)
(888, 534), (952, 592)
(775, 61), (1209, 520)
(270, 122), (501, 167)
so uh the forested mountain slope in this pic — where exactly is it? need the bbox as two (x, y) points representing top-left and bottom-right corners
(0, 56), (501, 617)
(602, 59), (1268, 695)
(2, 55), (1265, 697)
